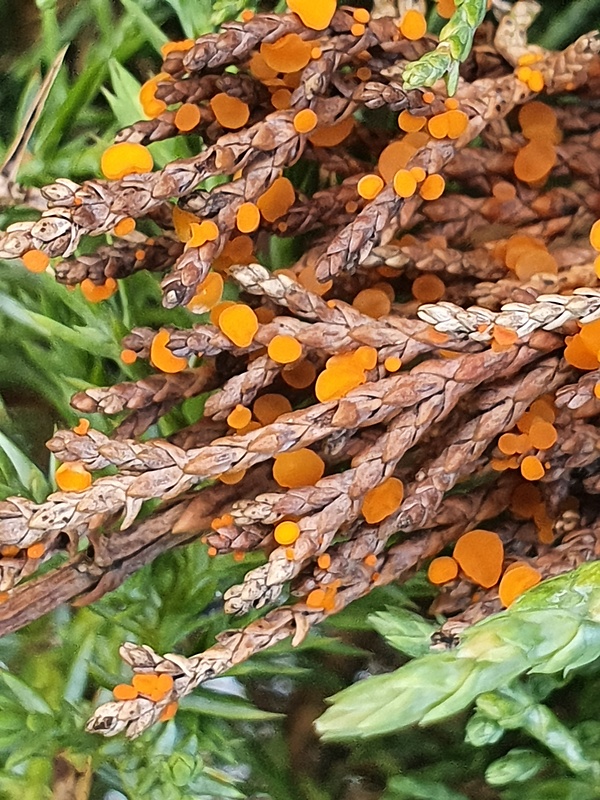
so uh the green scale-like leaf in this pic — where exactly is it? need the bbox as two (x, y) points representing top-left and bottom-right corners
(316, 562), (600, 740)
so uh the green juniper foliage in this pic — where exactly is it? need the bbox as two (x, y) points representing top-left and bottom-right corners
(1, 1), (600, 799)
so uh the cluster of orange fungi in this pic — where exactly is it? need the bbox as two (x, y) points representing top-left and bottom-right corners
(428, 528), (542, 608)
(113, 673), (178, 721)
(8, 0), (600, 667)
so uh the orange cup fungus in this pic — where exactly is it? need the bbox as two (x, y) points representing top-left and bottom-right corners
(227, 404), (252, 430)
(286, 0), (336, 30)
(308, 117), (354, 148)
(175, 103), (201, 132)
(55, 461), (93, 493)
(428, 556), (459, 585)
(257, 177), (296, 222)
(253, 393), (292, 425)
(218, 303), (259, 348)
(274, 520), (301, 545)
(412, 274), (445, 303)
(358, 174), (384, 200)
(361, 477), (404, 524)
(261, 34), (312, 73)
(498, 563), (542, 607)
(453, 529), (504, 588)
(101, 143), (153, 180)
(187, 272), (224, 314)
(150, 329), (187, 373)
(420, 173), (446, 200)
(399, 10), (427, 40)
(236, 202), (261, 233)
(268, 334), (303, 364)
(22, 250), (50, 273)
(113, 217), (136, 236)
(282, 358), (317, 389)
(210, 93), (250, 129)
(273, 448), (325, 488)
(393, 168), (418, 198)
(294, 109), (318, 134)
(352, 288), (392, 318)
(81, 277), (117, 303)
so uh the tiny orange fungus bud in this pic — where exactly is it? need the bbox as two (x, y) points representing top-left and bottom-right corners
(218, 304), (259, 347)
(113, 684), (138, 701)
(160, 701), (179, 722)
(73, 418), (90, 436)
(351, 23), (365, 36)
(499, 563), (542, 607)
(400, 10), (427, 40)
(364, 553), (377, 567)
(353, 8), (370, 23)
(101, 142), (153, 180)
(210, 93), (250, 129)
(318, 553), (331, 570)
(427, 556), (458, 585)
(358, 174), (384, 200)
(274, 521), (300, 545)
(22, 249), (50, 273)
(384, 356), (402, 372)
(361, 477), (404, 524)
(120, 349), (138, 365)
(527, 70), (545, 92)
(273, 448), (325, 488)
(453, 530), (504, 588)
(55, 461), (93, 493)
(356, 66), (371, 81)
(268, 334), (303, 364)
(294, 109), (318, 134)
(236, 202), (261, 233)
(26, 542), (45, 560)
